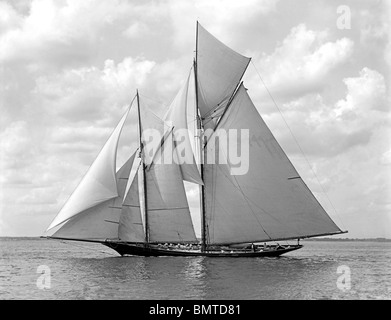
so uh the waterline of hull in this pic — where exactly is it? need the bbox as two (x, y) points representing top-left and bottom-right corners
(103, 242), (303, 257)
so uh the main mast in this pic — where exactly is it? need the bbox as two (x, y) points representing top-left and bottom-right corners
(194, 22), (207, 252)
(136, 90), (149, 244)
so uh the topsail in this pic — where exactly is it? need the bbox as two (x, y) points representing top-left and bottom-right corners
(196, 22), (251, 129)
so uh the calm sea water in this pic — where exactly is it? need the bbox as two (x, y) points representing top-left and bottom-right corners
(0, 238), (390, 300)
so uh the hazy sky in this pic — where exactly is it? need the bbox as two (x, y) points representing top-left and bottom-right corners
(0, 0), (390, 238)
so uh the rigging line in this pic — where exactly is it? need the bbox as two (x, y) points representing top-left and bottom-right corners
(138, 99), (169, 128)
(140, 66), (194, 121)
(138, 93), (168, 111)
(148, 206), (189, 211)
(250, 60), (346, 230)
(138, 97), (172, 135)
(213, 57), (252, 128)
(201, 99), (227, 120)
(185, 116), (200, 128)
(55, 239), (118, 257)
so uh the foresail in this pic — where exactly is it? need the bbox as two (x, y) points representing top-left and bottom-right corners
(49, 151), (136, 240)
(164, 71), (203, 185)
(46, 107), (131, 231)
(204, 84), (343, 245)
(146, 131), (197, 243)
(196, 22), (250, 129)
(118, 166), (145, 242)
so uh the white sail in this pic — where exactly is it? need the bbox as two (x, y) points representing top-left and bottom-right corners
(139, 102), (168, 166)
(118, 166), (145, 242)
(196, 22), (250, 129)
(146, 131), (197, 243)
(50, 151), (136, 240)
(47, 107), (131, 231)
(164, 71), (203, 185)
(204, 84), (343, 244)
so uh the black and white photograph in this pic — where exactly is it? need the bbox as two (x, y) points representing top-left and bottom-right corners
(0, 0), (390, 306)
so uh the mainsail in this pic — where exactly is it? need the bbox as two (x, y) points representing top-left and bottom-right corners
(204, 84), (343, 244)
(195, 22), (344, 246)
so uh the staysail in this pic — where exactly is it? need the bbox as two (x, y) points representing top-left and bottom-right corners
(46, 106), (132, 231)
(145, 130), (197, 243)
(118, 164), (145, 242)
(196, 22), (251, 129)
(204, 84), (343, 244)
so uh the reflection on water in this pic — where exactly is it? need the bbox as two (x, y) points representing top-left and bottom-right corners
(1, 238), (391, 299)
(182, 257), (207, 299)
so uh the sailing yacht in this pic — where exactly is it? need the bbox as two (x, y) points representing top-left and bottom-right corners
(43, 22), (347, 257)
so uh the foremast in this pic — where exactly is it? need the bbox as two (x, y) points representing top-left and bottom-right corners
(194, 25), (207, 252)
(136, 90), (149, 244)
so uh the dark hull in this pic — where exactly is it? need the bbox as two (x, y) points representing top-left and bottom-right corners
(104, 242), (303, 257)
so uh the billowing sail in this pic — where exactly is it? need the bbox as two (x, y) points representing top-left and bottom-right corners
(164, 71), (203, 185)
(146, 131), (197, 243)
(196, 22), (250, 129)
(50, 151), (136, 240)
(204, 84), (343, 244)
(46, 107), (131, 231)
